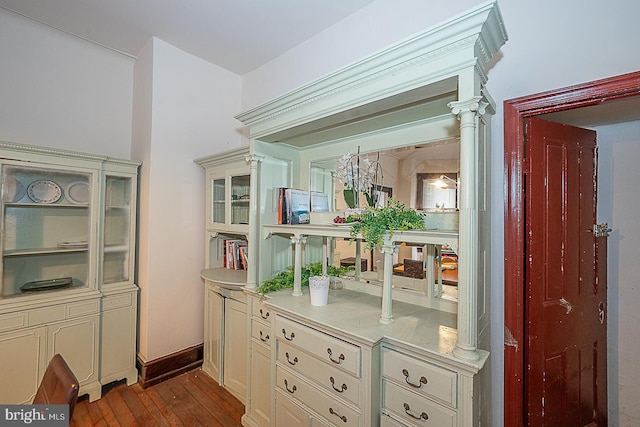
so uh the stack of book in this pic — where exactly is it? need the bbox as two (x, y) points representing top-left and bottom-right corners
(277, 188), (310, 224)
(223, 239), (248, 270)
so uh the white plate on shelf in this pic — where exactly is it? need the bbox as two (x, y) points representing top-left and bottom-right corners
(65, 181), (90, 204)
(3, 176), (26, 202)
(27, 180), (62, 204)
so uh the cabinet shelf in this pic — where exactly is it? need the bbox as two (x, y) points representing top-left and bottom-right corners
(263, 224), (459, 251)
(4, 202), (89, 209)
(4, 247), (88, 257)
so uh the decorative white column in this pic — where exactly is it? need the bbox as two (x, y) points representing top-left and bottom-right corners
(291, 235), (307, 296)
(245, 154), (263, 290)
(379, 238), (397, 324)
(448, 96), (487, 361)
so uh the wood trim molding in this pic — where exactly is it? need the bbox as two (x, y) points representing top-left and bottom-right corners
(136, 344), (204, 389)
(503, 70), (640, 426)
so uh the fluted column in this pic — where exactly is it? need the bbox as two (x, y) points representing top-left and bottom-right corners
(245, 154), (263, 290)
(379, 238), (397, 324)
(448, 96), (487, 361)
(291, 236), (307, 296)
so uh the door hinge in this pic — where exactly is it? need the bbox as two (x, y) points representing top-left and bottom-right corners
(593, 223), (612, 238)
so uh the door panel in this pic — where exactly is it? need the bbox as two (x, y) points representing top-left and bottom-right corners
(525, 117), (606, 426)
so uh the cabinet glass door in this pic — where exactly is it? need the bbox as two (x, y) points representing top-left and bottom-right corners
(1, 164), (92, 298)
(213, 178), (226, 224)
(103, 175), (133, 285)
(231, 174), (250, 225)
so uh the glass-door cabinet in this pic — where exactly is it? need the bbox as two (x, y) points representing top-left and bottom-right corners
(196, 147), (251, 234)
(102, 174), (136, 286)
(1, 163), (97, 299)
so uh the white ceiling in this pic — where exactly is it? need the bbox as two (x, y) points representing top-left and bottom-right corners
(0, 0), (375, 75)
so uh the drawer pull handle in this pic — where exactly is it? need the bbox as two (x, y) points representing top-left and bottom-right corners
(259, 309), (270, 320)
(286, 352), (298, 366)
(282, 328), (295, 341)
(284, 379), (297, 394)
(327, 348), (345, 365)
(403, 403), (428, 421)
(330, 376), (347, 393)
(329, 407), (347, 423)
(259, 331), (269, 342)
(402, 368), (428, 388)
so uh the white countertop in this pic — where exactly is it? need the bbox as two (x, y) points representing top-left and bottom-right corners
(262, 287), (488, 373)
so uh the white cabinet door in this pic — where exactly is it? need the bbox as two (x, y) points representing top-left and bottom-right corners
(248, 339), (271, 426)
(223, 297), (247, 403)
(47, 315), (101, 401)
(100, 291), (137, 385)
(203, 288), (223, 383)
(0, 326), (46, 404)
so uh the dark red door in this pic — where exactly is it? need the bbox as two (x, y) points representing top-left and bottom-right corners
(524, 117), (607, 426)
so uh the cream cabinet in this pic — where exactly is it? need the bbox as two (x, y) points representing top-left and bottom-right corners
(234, 2), (506, 425)
(243, 294), (272, 427)
(0, 141), (140, 403)
(0, 297), (101, 403)
(272, 313), (377, 427)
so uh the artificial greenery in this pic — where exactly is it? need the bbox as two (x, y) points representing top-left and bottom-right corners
(256, 261), (352, 295)
(349, 199), (426, 251)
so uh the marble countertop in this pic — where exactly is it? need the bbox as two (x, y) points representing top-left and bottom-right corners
(262, 287), (488, 372)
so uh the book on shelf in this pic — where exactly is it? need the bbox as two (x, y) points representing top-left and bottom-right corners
(285, 188), (310, 224)
(224, 239), (248, 270)
(310, 191), (330, 212)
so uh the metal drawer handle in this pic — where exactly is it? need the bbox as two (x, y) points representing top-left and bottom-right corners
(259, 331), (269, 342)
(329, 407), (347, 423)
(327, 348), (345, 365)
(259, 308), (270, 320)
(402, 368), (428, 388)
(284, 379), (296, 394)
(282, 328), (295, 341)
(403, 403), (428, 421)
(286, 352), (298, 366)
(330, 376), (347, 393)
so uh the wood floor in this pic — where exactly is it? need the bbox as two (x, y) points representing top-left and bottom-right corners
(71, 369), (244, 426)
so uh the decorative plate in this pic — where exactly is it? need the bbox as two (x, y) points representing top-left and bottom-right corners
(27, 180), (62, 204)
(3, 177), (26, 202)
(65, 181), (90, 204)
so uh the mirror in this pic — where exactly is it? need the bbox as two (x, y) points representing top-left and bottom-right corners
(310, 139), (459, 302)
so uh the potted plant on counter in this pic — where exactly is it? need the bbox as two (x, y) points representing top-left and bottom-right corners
(349, 199), (426, 251)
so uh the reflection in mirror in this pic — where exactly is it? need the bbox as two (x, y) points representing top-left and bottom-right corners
(311, 138), (460, 302)
(416, 173), (458, 210)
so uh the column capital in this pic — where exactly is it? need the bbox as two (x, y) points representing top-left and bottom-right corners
(448, 96), (489, 117)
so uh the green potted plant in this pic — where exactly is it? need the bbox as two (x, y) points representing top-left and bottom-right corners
(349, 199), (426, 251)
(256, 262), (352, 295)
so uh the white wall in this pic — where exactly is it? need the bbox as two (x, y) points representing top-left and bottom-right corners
(0, 8), (133, 158)
(596, 121), (640, 427)
(240, 1), (640, 425)
(133, 38), (243, 362)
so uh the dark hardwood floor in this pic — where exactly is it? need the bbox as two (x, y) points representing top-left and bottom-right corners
(71, 369), (244, 426)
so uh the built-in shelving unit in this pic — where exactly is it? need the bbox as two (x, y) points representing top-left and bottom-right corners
(233, 1), (507, 425)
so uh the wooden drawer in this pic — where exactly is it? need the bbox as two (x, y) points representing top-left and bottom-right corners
(382, 347), (457, 407)
(383, 380), (456, 427)
(251, 300), (272, 322)
(67, 300), (100, 318)
(0, 312), (27, 333)
(251, 318), (271, 347)
(276, 365), (360, 426)
(102, 293), (133, 310)
(275, 315), (361, 377)
(277, 339), (360, 406)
